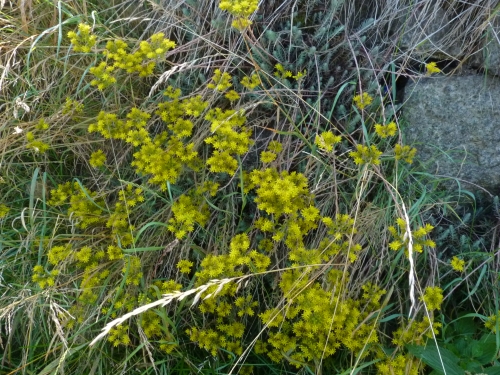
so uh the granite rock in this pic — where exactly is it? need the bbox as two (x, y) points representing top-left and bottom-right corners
(402, 74), (500, 192)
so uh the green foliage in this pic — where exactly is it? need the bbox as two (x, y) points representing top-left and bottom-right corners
(407, 317), (500, 375)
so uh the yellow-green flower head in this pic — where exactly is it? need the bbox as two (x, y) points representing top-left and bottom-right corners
(225, 90), (240, 102)
(177, 259), (194, 274)
(388, 218), (435, 255)
(67, 23), (97, 53)
(421, 286), (443, 310)
(485, 311), (500, 333)
(353, 92), (373, 110)
(219, 0), (258, 19)
(260, 151), (276, 163)
(450, 256), (465, 272)
(240, 73), (260, 90)
(207, 69), (232, 91)
(315, 131), (341, 152)
(349, 144), (382, 165)
(89, 62), (116, 91)
(35, 119), (49, 130)
(0, 204), (9, 218)
(425, 62), (441, 75)
(89, 149), (106, 168)
(394, 144), (417, 164)
(374, 122), (397, 138)
(274, 63), (292, 79)
(139, 33), (176, 60)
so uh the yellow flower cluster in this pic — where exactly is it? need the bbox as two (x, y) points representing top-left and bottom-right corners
(42, 179), (148, 314)
(485, 311), (500, 333)
(394, 144), (417, 164)
(376, 353), (420, 375)
(176, 259), (194, 274)
(78, 266), (110, 305)
(205, 108), (253, 174)
(450, 256), (465, 272)
(392, 316), (442, 346)
(315, 130), (342, 152)
(157, 88), (207, 135)
(132, 283), (179, 351)
(240, 72), (260, 90)
(207, 69), (233, 92)
(193, 234), (270, 286)
(68, 23), (177, 90)
(353, 92), (373, 109)
(102, 290), (136, 318)
(67, 23), (96, 53)
(88, 100), (203, 188)
(89, 62), (117, 90)
(26, 131), (49, 153)
(318, 214), (363, 262)
(102, 32), (175, 78)
(122, 255), (143, 286)
(47, 244), (72, 265)
(350, 144), (383, 165)
(187, 235), (271, 356)
(167, 194), (210, 239)
(260, 270), (384, 366)
(48, 181), (105, 229)
(0, 204), (9, 218)
(420, 286), (444, 310)
(132, 135), (200, 188)
(425, 62), (441, 75)
(219, 0), (259, 30)
(388, 218), (436, 256)
(62, 97), (84, 115)
(108, 324), (131, 347)
(35, 118), (49, 130)
(88, 111), (126, 139)
(374, 121), (397, 138)
(140, 310), (162, 337)
(107, 184), (144, 246)
(188, 327), (233, 356)
(89, 149), (106, 168)
(260, 141), (282, 163)
(274, 63), (306, 80)
(248, 168), (310, 217)
(32, 265), (60, 289)
(234, 294), (258, 317)
(89, 107), (150, 142)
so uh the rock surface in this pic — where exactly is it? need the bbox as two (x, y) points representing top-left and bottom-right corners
(482, 15), (500, 77)
(399, 4), (463, 59)
(402, 74), (500, 192)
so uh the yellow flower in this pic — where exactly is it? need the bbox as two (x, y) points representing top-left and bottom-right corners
(394, 144), (417, 164)
(426, 62), (441, 75)
(177, 259), (194, 274)
(207, 69), (232, 91)
(225, 90), (240, 102)
(260, 151), (277, 163)
(450, 256), (465, 272)
(353, 92), (373, 110)
(0, 204), (10, 218)
(315, 131), (341, 152)
(349, 144), (382, 165)
(485, 311), (500, 333)
(374, 122), (397, 138)
(240, 73), (260, 90)
(89, 149), (106, 168)
(421, 286), (443, 310)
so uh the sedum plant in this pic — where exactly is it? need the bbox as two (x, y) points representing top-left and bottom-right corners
(2, 0), (483, 374)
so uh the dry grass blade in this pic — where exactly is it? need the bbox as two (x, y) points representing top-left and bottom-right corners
(90, 277), (244, 346)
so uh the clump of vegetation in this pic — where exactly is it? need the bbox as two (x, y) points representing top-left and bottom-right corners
(1, 0), (499, 374)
